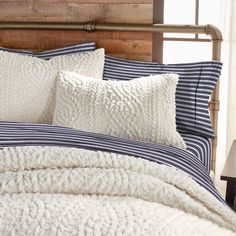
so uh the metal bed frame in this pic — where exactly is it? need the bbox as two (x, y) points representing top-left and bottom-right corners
(0, 21), (222, 172)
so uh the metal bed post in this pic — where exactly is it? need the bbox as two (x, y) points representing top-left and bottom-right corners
(207, 25), (222, 172)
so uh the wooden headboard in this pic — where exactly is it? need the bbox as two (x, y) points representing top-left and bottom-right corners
(0, 0), (157, 61)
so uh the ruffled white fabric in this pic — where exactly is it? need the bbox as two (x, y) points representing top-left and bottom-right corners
(0, 146), (236, 235)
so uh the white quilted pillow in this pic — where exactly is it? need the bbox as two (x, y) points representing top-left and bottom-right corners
(0, 49), (104, 123)
(53, 71), (186, 149)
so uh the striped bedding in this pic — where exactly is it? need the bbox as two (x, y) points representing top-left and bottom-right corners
(182, 132), (211, 173)
(0, 42), (96, 59)
(0, 121), (222, 204)
(103, 55), (222, 138)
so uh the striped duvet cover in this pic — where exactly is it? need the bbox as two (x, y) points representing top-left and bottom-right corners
(0, 122), (236, 235)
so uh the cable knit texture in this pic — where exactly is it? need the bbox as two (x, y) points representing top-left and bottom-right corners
(0, 49), (104, 123)
(53, 72), (186, 149)
(0, 146), (236, 235)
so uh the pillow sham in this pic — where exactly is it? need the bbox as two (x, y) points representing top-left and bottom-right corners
(0, 42), (96, 59)
(53, 71), (186, 149)
(0, 48), (104, 123)
(103, 56), (222, 138)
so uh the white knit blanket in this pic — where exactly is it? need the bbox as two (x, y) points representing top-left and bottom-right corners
(0, 146), (236, 236)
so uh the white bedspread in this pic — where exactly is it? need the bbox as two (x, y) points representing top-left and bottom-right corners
(0, 146), (236, 236)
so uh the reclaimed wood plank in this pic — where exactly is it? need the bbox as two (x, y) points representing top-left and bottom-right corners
(0, 3), (153, 23)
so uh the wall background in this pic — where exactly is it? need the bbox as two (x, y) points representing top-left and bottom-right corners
(227, 0), (236, 152)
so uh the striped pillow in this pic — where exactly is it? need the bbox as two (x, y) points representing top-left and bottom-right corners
(0, 42), (96, 59)
(103, 56), (222, 138)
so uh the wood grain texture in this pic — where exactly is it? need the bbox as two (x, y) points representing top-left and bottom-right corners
(0, 2), (152, 23)
(4, 0), (152, 3)
(0, 1), (154, 61)
(0, 29), (152, 60)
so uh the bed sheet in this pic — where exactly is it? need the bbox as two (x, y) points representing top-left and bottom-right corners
(181, 132), (211, 173)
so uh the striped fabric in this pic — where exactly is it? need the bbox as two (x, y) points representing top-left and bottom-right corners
(0, 42), (96, 59)
(182, 132), (211, 174)
(0, 121), (224, 204)
(103, 56), (222, 138)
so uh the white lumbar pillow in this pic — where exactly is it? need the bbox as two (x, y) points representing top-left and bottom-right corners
(53, 71), (186, 149)
(0, 49), (104, 123)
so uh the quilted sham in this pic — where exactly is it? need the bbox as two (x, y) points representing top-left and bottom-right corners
(0, 49), (104, 123)
(53, 71), (186, 149)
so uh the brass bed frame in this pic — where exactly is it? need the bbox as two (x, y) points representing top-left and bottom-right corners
(0, 22), (222, 172)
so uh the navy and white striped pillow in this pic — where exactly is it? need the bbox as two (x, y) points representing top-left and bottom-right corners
(103, 56), (222, 138)
(0, 42), (96, 59)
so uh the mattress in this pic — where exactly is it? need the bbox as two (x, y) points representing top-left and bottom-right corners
(0, 121), (222, 204)
(181, 132), (211, 173)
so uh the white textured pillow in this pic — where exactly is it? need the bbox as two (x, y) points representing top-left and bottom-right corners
(0, 49), (104, 123)
(53, 71), (186, 149)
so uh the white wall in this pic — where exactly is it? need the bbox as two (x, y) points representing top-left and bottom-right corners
(227, 0), (236, 153)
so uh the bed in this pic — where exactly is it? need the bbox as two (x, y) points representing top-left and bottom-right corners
(0, 21), (236, 236)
